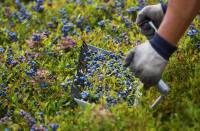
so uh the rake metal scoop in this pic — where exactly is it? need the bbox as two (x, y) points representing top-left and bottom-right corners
(74, 21), (170, 109)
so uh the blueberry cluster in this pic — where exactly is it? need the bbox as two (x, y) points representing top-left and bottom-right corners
(40, 81), (48, 88)
(6, 48), (18, 66)
(98, 20), (105, 28)
(114, 0), (125, 8)
(76, 16), (85, 30)
(62, 23), (74, 36)
(85, 25), (91, 33)
(0, 47), (5, 53)
(19, 109), (36, 128)
(126, 6), (142, 14)
(7, 31), (17, 42)
(26, 61), (37, 77)
(14, 0), (31, 23)
(32, 0), (44, 12)
(75, 47), (141, 106)
(15, 0), (21, 7)
(187, 24), (199, 36)
(0, 83), (8, 98)
(49, 123), (59, 131)
(47, 17), (59, 30)
(32, 34), (41, 42)
(59, 9), (67, 18)
(137, 0), (145, 6)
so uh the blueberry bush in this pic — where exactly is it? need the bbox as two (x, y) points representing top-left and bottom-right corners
(0, 0), (200, 130)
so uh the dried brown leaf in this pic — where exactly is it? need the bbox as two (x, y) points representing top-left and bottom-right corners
(57, 37), (76, 50)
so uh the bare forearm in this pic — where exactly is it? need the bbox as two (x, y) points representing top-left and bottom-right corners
(158, 0), (200, 46)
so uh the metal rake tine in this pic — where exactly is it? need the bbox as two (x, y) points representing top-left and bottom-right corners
(148, 21), (158, 32)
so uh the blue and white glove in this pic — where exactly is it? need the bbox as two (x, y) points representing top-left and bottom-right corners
(136, 3), (167, 39)
(124, 34), (177, 89)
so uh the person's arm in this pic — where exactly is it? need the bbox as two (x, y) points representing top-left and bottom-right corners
(125, 0), (200, 89)
(158, 0), (200, 46)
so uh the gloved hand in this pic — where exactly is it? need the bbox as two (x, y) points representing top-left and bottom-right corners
(124, 34), (177, 89)
(136, 4), (167, 39)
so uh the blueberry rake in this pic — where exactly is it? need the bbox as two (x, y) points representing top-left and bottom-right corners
(73, 22), (170, 109)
